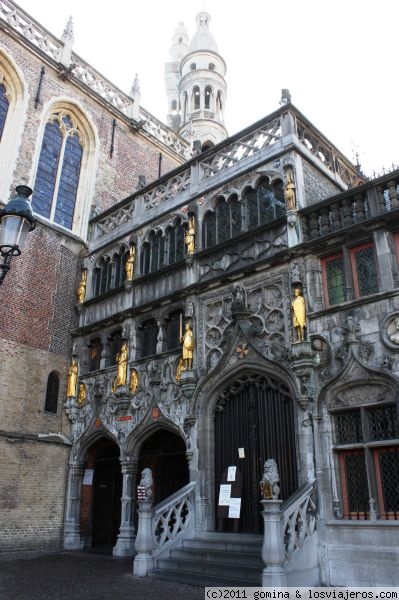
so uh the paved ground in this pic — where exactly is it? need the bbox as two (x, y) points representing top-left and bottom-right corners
(0, 551), (205, 600)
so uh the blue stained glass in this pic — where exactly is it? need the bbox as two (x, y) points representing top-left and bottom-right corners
(32, 121), (63, 218)
(54, 132), (82, 229)
(0, 84), (9, 141)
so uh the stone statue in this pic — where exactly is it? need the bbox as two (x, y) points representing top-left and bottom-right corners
(181, 322), (195, 370)
(77, 383), (86, 406)
(138, 467), (153, 502)
(231, 283), (247, 311)
(76, 269), (87, 304)
(129, 368), (139, 394)
(67, 357), (78, 398)
(260, 458), (280, 500)
(389, 317), (399, 344)
(185, 216), (195, 255)
(125, 245), (135, 281)
(113, 341), (128, 389)
(292, 287), (307, 342)
(284, 168), (296, 211)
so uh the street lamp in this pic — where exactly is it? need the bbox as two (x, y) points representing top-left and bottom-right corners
(0, 185), (36, 285)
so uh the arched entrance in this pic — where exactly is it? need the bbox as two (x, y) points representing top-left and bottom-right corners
(80, 437), (122, 552)
(138, 429), (189, 504)
(214, 373), (297, 533)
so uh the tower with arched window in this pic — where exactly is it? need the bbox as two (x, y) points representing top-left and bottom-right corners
(165, 12), (228, 151)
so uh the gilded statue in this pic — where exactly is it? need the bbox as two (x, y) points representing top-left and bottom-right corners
(125, 245), (135, 282)
(76, 269), (87, 304)
(66, 356), (78, 398)
(181, 322), (195, 370)
(77, 383), (86, 407)
(113, 341), (129, 389)
(284, 169), (296, 211)
(292, 287), (307, 342)
(185, 216), (195, 255)
(129, 368), (139, 394)
(175, 357), (185, 382)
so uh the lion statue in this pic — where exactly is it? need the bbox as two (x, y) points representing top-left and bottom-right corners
(260, 458), (280, 500)
(137, 467), (153, 502)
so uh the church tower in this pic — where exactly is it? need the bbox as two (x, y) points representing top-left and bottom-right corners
(165, 12), (228, 150)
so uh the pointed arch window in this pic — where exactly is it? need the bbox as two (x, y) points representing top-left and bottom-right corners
(205, 86), (212, 110)
(203, 211), (216, 248)
(0, 83), (9, 141)
(32, 112), (83, 230)
(44, 371), (59, 414)
(244, 178), (285, 230)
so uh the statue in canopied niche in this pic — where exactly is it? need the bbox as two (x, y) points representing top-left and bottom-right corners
(76, 269), (87, 303)
(291, 287), (307, 342)
(181, 322), (195, 370)
(185, 216), (195, 255)
(125, 245), (135, 281)
(112, 341), (129, 390)
(284, 168), (296, 211)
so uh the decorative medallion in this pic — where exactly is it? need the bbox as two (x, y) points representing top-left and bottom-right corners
(236, 342), (249, 359)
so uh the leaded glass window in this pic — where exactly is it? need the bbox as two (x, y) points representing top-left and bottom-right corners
(325, 254), (345, 306)
(44, 371), (59, 414)
(88, 337), (102, 372)
(353, 244), (378, 297)
(0, 83), (9, 142)
(230, 195), (242, 237)
(32, 112), (83, 230)
(166, 310), (182, 350)
(216, 198), (229, 243)
(203, 212), (216, 248)
(141, 242), (150, 275)
(109, 330), (122, 365)
(334, 402), (399, 520)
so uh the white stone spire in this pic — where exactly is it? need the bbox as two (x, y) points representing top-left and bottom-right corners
(128, 73), (141, 121)
(62, 16), (74, 42)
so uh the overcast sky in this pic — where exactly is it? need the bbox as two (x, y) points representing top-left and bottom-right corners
(15, 0), (399, 176)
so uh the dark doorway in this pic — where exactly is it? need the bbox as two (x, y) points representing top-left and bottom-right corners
(214, 373), (297, 533)
(138, 429), (189, 505)
(81, 438), (122, 552)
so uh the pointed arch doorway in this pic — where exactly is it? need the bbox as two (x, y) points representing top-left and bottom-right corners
(138, 429), (189, 504)
(214, 373), (297, 533)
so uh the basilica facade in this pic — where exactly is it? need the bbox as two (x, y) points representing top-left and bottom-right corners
(0, 0), (398, 588)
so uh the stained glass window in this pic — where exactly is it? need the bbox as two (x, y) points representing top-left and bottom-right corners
(31, 113), (83, 230)
(0, 83), (9, 142)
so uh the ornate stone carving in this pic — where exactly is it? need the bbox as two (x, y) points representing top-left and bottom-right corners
(137, 468), (153, 502)
(260, 459), (280, 500)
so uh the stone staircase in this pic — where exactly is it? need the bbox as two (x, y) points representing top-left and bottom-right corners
(149, 532), (263, 587)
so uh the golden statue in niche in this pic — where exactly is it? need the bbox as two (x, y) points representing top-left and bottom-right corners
(181, 322), (195, 370)
(175, 357), (185, 382)
(125, 245), (135, 282)
(185, 216), (195, 255)
(112, 341), (129, 390)
(77, 383), (86, 406)
(129, 368), (139, 394)
(67, 356), (78, 398)
(284, 168), (297, 211)
(76, 269), (87, 303)
(291, 287), (307, 342)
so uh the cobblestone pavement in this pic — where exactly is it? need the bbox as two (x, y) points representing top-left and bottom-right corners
(0, 551), (205, 600)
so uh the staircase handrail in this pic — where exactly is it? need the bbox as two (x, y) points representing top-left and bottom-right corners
(281, 478), (317, 560)
(151, 481), (196, 557)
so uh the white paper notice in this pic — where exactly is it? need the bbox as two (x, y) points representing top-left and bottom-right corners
(227, 466), (237, 482)
(83, 469), (94, 485)
(238, 448), (245, 459)
(228, 497), (241, 518)
(218, 484), (231, 506)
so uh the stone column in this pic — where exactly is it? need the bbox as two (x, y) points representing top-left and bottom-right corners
(113, 459), (138, 557)
(63, 464), (85, 549)
(261, 499), (287, 587)
(133, 501), (154, 576)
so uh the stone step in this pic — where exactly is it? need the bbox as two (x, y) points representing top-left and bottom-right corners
(183, 537), (262, 554)
(170, 547), (263, 566)
(156, 556), (262, 579)
(149, 567), (261, 587)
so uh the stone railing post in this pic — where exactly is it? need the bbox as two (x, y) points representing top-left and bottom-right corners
(113, 458), (138, 557)
(133, 500), (154, 576)
(63, 464), (85, 549)
(261, 499), (287, 587)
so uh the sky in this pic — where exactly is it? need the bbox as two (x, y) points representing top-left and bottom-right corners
(15, 0), (399, 176)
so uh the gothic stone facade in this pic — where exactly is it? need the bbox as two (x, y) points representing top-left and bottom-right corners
(67, 104), (398, 585)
